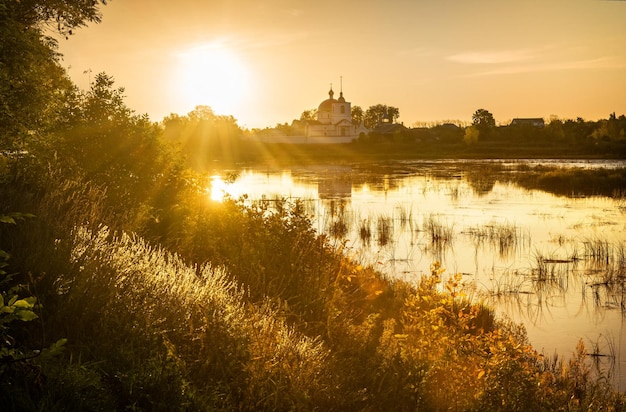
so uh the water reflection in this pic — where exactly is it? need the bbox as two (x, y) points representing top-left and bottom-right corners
(208, 175), (228, 201)
(318, 179), (351, 199)
(209, 160), (626, 390)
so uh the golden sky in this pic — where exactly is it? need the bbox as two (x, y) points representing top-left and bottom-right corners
(57, 0), (626, 128)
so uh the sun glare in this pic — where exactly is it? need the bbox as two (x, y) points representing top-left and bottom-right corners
(209, 175), (229, 202)
(177, 43), (250, 115)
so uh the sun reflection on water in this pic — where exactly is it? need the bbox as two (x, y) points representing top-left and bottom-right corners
(209, 175), (228, 202)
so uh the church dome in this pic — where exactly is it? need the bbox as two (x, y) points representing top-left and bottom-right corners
(318, 98), (336, 112)
(318, 88), (336, 112)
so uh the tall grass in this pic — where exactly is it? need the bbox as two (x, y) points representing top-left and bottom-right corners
(423, 214), (454, 261)
(60, 226), (332, 410)
(465, 221), (526, 258)
(376, 215), (393, 247)
(395, 203), (414, 231)
(507, 165), (626, 198)
(424, 214), (454, 244)
(357, 218), (372, 245)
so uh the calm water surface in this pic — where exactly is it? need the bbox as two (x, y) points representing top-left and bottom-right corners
(211, 159), (626, 390)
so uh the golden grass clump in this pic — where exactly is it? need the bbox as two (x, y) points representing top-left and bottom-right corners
(60, 225), (332, 409)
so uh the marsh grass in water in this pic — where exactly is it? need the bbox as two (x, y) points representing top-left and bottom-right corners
(424, 213), (454, 244)
(464, 221), (528, 258)
(357, 218), (372, 245)
(506, 165), (626, 198)
(395, 203), (414, 231)
(376, 215), (393, 247)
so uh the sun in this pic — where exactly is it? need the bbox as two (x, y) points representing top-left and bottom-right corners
(176, 42), (250, 115)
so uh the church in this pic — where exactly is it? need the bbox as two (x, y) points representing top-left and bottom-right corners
(254, 83), (368, 144)
(304, 86), (368, 143)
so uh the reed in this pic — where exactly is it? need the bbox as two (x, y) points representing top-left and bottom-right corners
(376, 215), (393, 247)
(533, 250), (573, 283)
(328, 215), (349, 239)
(484, 269), (533, 297)
(424, 214), (454, 245)
(395, 203), (413, 231)
(584, 238), (612, 265)
(465, 221), (525, 258)
(358, 218), (372, 245)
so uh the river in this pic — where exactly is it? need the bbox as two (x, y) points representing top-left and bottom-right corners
(209, 159), (626, 390)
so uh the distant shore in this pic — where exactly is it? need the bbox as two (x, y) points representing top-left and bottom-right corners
(222, 139), (626, 168)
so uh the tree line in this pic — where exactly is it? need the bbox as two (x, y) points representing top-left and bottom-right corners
(360, 107), (625, 155)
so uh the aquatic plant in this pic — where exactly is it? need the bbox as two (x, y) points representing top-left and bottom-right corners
(357, 218), (372, 245)
(465, 221), (526, 258)
(395, 203), (414, 230)
(376, 215), (393, 247)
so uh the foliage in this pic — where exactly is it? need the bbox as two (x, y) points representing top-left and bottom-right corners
(464, 125), (480, 145)
(3, 158), (626, 409)
(1, 0), (106, 37)
(0, 215), (40, 364)
(154, 191), (341, 329)
(41, 72), (178, 221)
(0, 213), (71, 411)
(472, 108), (496, 138)
(300, 108), (317, 121)
(351, 105), (364, 125)
(162, 105), (243, 169)
(364, 104), (400, 129)
(0, 0), (107, 149)
(0, 8), (70, 148)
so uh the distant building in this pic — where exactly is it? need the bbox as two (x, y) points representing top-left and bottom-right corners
(369, 122), (408, 136)
(304, 86), (368, 142)
(252, 84), (368, 144)
(510, 118), (545, 127)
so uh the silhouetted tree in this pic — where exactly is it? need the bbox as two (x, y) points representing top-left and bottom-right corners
(4, 0), (106, 36)
(0, 0), (107, 149)
(364, 104), (399, 129)
(545, 117), (565, 143)
(472, 109), (495, 130)
(472, 109), (495, 139)
(300, 108), (317, 121)
(55, 73), (164, 207)
(351, 105), (364, 125)
(162, 105), (242, 169)
(607, 112), (626, 140)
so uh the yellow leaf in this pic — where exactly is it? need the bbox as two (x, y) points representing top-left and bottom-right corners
(478, 370), (485, 379)
(13, 299), (34, 309)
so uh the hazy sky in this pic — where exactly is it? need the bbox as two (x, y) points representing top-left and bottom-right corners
(57, 0), (626, 128)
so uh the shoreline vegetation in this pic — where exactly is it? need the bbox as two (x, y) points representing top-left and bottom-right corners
(180, 137), (626, 171)
(2, 2), (626, 409)
(241, 140), (626, 166)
